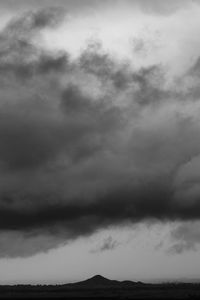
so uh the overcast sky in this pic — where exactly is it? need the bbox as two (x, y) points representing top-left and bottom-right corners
(1, 0), (200, 284)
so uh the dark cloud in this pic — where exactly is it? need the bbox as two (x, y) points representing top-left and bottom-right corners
(4, 6), (66, 34)
(0, 7), (200, 257)
(1, 6), (66, 49)
(0, 230), (66, 258)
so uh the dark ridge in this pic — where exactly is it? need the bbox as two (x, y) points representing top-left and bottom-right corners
(86, 274), (111, 283)
(67, 275), (144, 288)
(74, 274), (120, 286)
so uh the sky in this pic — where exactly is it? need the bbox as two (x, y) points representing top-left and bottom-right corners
(1, 0), (200, 284)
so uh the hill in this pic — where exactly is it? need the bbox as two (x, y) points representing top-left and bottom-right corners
(70, 274), (144, 288)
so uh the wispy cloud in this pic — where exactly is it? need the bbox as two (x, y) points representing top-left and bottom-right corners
(91, 236), (120, 253)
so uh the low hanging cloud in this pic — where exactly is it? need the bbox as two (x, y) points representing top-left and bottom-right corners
(168, 222), (200, 254)
(1, 5), (200, 257)
(90, 236), (120, 253)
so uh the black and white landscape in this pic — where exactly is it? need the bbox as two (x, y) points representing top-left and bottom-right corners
(1, 275), (200, 299)
(0, 0), (200, 298)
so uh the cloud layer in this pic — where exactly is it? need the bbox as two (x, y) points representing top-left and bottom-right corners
(1, 4), (200, 256)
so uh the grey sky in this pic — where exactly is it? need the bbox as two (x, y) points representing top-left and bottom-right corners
(0, 0), (200, 284)
(0, 0), (196, 15)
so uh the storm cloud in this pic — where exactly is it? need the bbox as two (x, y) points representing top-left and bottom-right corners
(1, 4), (200, 257)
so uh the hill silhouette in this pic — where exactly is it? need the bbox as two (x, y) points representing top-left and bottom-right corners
(70, 274), (144, 288)
(73, 274), (119, 287)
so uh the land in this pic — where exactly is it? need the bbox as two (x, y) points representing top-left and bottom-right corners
(0, 275), (200, 299)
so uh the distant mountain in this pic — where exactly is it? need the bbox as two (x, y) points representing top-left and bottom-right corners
(74, 275), (119, 286)
(68, 275), (144, 288)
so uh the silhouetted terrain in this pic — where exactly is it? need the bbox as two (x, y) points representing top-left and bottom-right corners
(0, 275), (200, 299)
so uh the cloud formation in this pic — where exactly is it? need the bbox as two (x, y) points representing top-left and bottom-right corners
(168, 222), (200, 254)
(1, 5), (200, 257)
(91, 236), (119, 253)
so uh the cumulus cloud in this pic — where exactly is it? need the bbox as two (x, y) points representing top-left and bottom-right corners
(0, 4), (200, 257)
